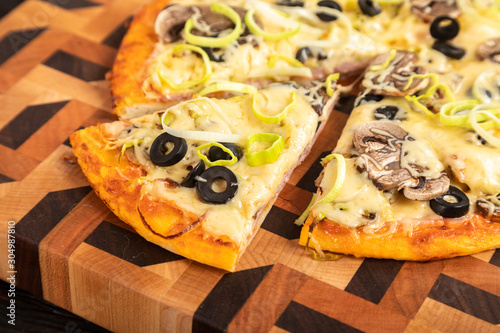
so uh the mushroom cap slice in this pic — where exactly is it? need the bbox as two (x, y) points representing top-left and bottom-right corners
(403, 174), (450, 201)
(155, 5), (254, 44)
(410, 0), (461, 22)
(477, 38), (500, 63)
(353, 121), (408, 152)
(477, 195), (500, 222)
(362, 51), (429, 96)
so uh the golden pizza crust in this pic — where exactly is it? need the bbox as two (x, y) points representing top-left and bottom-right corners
(299, 214), (500, 261)
(107, 0), (178, 118)
(70, 125), (244, 271)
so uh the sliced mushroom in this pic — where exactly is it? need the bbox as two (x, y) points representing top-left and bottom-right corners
(410, 0), (461, 22)
(477, 37), (500, 63)
(361, 50), (429, 96)
(353, 121), (449, 201)
(155, 4), (256, 44)
(476, 194), (500, 222)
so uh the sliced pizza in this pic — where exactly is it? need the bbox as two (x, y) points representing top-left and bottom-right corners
(71, 81), (338, 271)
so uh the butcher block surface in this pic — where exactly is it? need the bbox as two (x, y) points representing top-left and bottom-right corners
(1, 0), (500, 332)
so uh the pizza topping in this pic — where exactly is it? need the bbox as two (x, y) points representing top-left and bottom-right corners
(477, 37), (500, 63)
(316, 0), (343, 22)
(353, 121), (449, 200)
(180, 160), (206, 188)
(245, 8), (301, 40)
(374, 105), (407, 121)
(209, 142), (243, 163)
(196, 142), (239, 167)
(476, 194), (500, 222)
(355, 93), (384, 107)
(277, 0), (305, 7)
(429, 16), (459, 40)
(252, 90), (298, 123)
(199, 81), (257, 97)
(362, 50), (429, 96)
(196, 166), (238, 204)
(410, 0), (461, 22)
(431, 40), (466, 60)
(472, 68), (500, 103)
(358, 0), (382, 17)
(295, 46), (328, 64)
(245, 133), (285, 167)
(150, 132), (188, 167)
(185, 3), (243, 48)
(429, 185), (469, 218)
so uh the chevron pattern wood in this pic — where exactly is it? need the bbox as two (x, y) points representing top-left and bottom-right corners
(1, 1), (500, 332)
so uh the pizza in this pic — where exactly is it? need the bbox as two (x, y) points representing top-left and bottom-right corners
(70, 0), (500, 271)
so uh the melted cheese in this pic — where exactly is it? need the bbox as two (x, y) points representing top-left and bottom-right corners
(107, 85), (319, 245)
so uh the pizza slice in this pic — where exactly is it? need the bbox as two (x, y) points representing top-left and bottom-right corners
(108, 0), (391, 119)
(298, 45), (500, 260)
(71, 81), (338, 271)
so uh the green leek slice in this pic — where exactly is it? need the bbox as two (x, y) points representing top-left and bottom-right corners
(245, 133), (285, 167)
(245, 8), (301, 40)
(252, 90), (297, 124)
(440, 100), (500, 130)
(199, 81), (257, 96)
(196, 142), (238, 167)
(325, 73), (340, 97)
(369, 49), (397, 71)
(404, 73), (455, 117)
(157, 44), (212, 90)
(184, 3), (243, 48)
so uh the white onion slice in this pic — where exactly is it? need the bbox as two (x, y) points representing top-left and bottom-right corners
(469, 104), (500, 148)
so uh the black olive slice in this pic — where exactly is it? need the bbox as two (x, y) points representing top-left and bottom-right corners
(150, 132), (188, 167)
(432, 40), (466, 60)
(196, 166), (238, 204)
(430, 16), (459, 41)
(358, 0), (381, 17)
(202, 47), (225, 62)
(355, 94), (384, 107)
(181, 160), (205, 188)
(316, 0), (342, 22)
(277, 0), (305, 6)
(296, 47), (313, 63)
(374, 105), (407, 121)
(430, 186), (470, 218)
(208, 142), (243, 162)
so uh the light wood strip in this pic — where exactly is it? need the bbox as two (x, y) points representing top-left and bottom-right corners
(39, 192), (111, 311)
(379, 260), (447, 318)
(59, 34), (117, 68)
(294, 277), (411, 333)
(25, 64), (112, 111)
(17, 100), (99, 162)
(413, 298), (499, 333)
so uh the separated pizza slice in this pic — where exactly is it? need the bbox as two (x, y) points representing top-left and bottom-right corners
(72, 80), (339, 271)
(109, 0), (393, 119)
(298, 47), (500, 261)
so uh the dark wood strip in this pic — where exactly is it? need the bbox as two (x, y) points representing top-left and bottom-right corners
(261, 206), (301, 240)
(294, 277), (411, 333)
(490, 249), (500, 268)
(0, 173), (14, 184)
(229, 264), (308, 332)
(345, 258), (405, 304)
(428, 274), (500, 325)
(276, 301), (363, 333)
(85, 220), (185, 267)
(0, 101), (68, 150)
(42, 0), (100, 10)
(43, 50), (109, 82)
(15, 186), (91, 297)
(0, 28), (45, 65)
(101, 16), (131, 49)
(295, 150), (330, 193)
(378, 260), (446, 318)
(193, 265), (273, 333)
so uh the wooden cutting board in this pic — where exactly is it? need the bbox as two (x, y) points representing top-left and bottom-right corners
(1, 0), (500, 332)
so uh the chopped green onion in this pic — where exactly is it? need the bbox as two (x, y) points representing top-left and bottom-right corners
(369, 49), (397, 72)
(469, 105), (500, 148)
(199, 81), (257, 96)
(196, 142), (238, 167)
(245, 8), (301, 40)
(325, 73), (340, 97)
(119, 140), (143, 161)
(268, 54), (304, 68)
(315, 154), (346, 205)
(157, 44), (212, 90)
(245, 133), (285, 167)
(184, 3), (243, 47)
(252, 90), (297, 124)
(404, 73), (455, 117)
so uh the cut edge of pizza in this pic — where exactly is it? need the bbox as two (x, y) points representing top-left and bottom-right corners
(71, 82), (339, 271)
